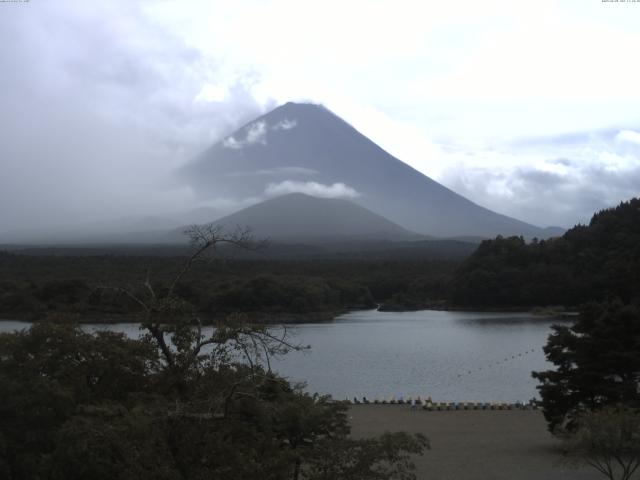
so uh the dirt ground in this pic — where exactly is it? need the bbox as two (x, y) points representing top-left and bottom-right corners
(348, 405), (603, 480)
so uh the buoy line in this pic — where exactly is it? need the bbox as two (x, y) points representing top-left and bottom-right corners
(454, 347), (538, 379)
(344, 396), (539, 410)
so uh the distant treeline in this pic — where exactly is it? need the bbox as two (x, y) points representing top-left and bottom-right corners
(4, 198), (637, 319)
(0, 253), (457, 320)
(451, 198), (640, 308)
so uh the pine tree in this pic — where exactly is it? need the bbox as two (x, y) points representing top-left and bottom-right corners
(533, 301), (640, 432)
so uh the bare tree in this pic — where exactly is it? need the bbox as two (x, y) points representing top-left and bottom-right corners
(104, 223), (297, 376)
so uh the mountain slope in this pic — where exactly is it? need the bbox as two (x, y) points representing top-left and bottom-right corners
(199, 193), (422, 242)
(181, 102), (561, 238)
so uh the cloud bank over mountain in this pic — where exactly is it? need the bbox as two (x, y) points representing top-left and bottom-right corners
(1, 1), (638, 235)
(0, 2), (271, 233)
(264, 181), (360, 199)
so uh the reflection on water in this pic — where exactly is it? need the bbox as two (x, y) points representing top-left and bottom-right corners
(0, 309), (569, 402)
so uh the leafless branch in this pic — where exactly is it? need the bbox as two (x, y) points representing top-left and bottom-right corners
(144, 269), (157, 301)
(167, 224), (260, 297)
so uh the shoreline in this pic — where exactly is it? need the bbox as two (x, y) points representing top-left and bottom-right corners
(0, 305), (577, 325)
(378, 303), (578, 316)
(0, 310), (342, 325)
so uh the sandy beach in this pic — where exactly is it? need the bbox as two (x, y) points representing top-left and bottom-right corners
(349, 405), (602, 480)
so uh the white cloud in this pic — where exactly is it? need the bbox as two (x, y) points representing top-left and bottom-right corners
(222, 121), (268, 149)
(264, 181), (360, 199)
(195, 84), (229, 103)
(245, 121), (267, 145)
(615, 130), (640, 146)
(436, 136), (640, 227)
(272, 118), (297, 131)
(221, 118), (296, 150)
(3, 0), (640, 232)
(221, 136), (242, 150)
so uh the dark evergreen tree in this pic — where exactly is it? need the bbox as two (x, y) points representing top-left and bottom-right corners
(532, 301), (640, 432)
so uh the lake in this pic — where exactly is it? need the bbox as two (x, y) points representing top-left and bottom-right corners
(0, 309), (564, 403)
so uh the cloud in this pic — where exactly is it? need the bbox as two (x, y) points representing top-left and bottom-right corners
(221, 137), (242, 150)
(2, 0), (639, 234)
(515, 168), (567, 187)
(0, 1), (272, 234)
(222, 117), (297, 149)
(550, 158), (573, 167)
(438, 141), (640, 228)
(272, 118), (298, 131)
(430, 123), (640, 228)
(226, 166), (318, 177)
(245, 121), (267, 145)
(615, 130), (640, 146)
(222, 121), (268, 149)
(264, 181), (360, 199)
(510, 130), (614, 149)
(222, 118), (296, 150)
(195, 83), (229, 103)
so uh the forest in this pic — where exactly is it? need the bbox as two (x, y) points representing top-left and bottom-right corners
(0, 253), (456, 321)
(451, 198), (640, 308)
(1, 198), (639, 320)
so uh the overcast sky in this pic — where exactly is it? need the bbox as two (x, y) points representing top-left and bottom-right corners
(1, 0), (639, 234)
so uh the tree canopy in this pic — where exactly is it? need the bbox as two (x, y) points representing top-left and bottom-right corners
(452, 198), (640, 307)
(0, 225), (428, 480)
(532, 301), (640, 432)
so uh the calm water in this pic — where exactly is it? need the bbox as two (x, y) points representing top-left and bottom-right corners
(0, 310), (564, 402)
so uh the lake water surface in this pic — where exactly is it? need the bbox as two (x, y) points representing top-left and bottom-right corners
(0, 309), (564, 402)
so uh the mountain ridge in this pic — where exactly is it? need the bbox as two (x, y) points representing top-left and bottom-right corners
(175, 192), (424, 243)
(181, 102), (563, 238)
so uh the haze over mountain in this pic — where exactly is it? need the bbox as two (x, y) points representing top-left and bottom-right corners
(0, 207), (222, 245)
(181, 102), (564, 239)
(0, 102), (567, 245)
(200, 193), (422, 242)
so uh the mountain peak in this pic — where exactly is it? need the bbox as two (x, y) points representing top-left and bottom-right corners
(181, 102), (559, 238)
(262, 101), (332, 123)
(278, 101), (324, 111)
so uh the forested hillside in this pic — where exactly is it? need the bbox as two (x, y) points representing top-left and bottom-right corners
(452, 198), (640, 307)
(0, 254), (455, 320)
